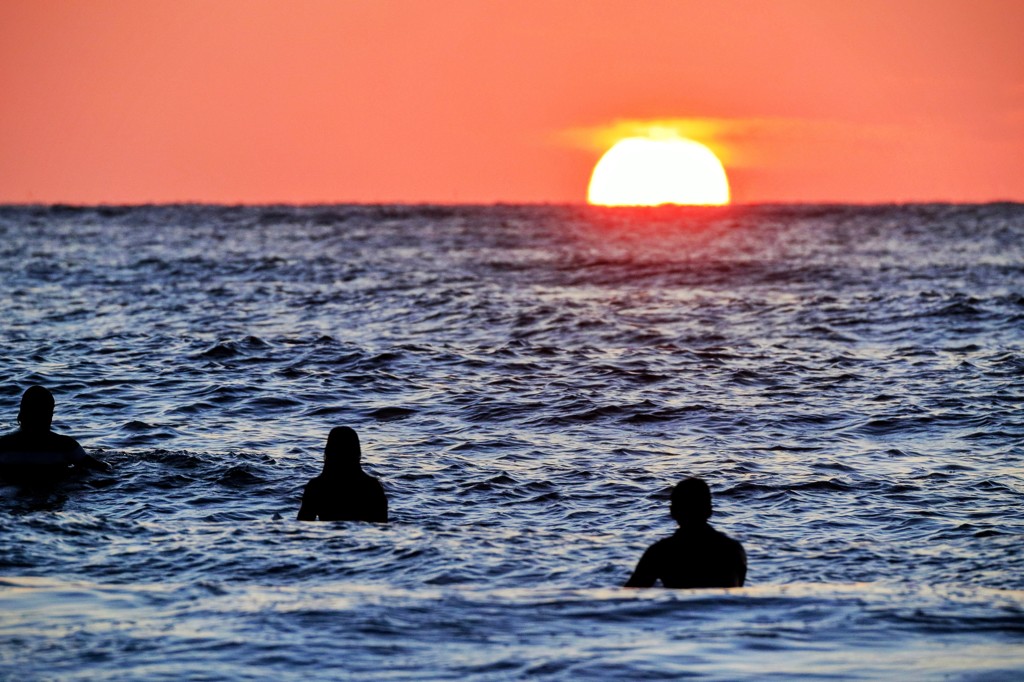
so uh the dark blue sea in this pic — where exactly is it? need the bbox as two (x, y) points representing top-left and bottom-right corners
(1, 203), (1022, 680)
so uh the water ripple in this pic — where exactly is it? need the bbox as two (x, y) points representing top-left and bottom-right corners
(1, 204), (1022, 676)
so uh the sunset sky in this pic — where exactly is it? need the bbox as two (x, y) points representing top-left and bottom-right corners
(2, 0), (1022, 205)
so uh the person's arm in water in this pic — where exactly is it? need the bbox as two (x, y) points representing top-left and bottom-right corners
(734, 543), (747, 587)
(624, 545), (659, 588)
(68, 443), (110, 472)
(296, 482), (317, 521)
(369, 479), (388, 523)
(79, 453), (110, 471)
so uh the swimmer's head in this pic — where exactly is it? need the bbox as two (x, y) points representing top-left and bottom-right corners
(324, 426), (361, 470)
(670, 477), (713, 523)
(18, 385), (55, 432)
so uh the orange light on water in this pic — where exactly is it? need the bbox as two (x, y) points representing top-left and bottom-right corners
(587, 137), (730, 206)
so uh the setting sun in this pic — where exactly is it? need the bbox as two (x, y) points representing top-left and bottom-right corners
(587, 137), (730, 206)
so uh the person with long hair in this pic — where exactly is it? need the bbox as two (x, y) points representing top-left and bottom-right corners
(297, 426), (388, 522)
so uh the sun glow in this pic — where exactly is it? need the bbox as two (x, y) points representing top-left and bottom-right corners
(587, 137), (730, 206)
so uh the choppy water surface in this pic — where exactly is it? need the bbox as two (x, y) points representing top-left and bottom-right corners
(1, 203), (1022, 679)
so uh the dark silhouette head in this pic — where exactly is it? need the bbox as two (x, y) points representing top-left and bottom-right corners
(670, 477), (713, 524)
(18, 385), (55, 433)
(323, 426), (361, 473)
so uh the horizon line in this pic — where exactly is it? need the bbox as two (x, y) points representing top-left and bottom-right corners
(2, 199), (1022, 209)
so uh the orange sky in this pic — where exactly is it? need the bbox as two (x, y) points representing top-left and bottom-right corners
(2, 0), (1022, 204)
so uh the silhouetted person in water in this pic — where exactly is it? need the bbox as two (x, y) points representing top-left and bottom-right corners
(625, 477), (746, 588)
(0, 386), (109, 479)
(297, 427), (388, 522)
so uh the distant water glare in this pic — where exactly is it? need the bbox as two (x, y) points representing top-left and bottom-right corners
(1, 204), (1022, 679)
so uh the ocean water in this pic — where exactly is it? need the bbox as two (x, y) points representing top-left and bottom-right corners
(0, 203), (1022, 680)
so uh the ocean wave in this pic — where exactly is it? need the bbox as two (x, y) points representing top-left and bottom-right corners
(1, 203), (1022, 677)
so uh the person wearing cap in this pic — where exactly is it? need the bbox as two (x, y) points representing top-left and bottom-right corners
(0, 385), (109, 476)
(297, 426), (388, 522)
(625, 477), (746, 588)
